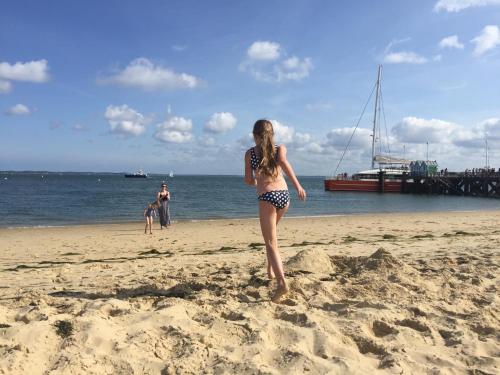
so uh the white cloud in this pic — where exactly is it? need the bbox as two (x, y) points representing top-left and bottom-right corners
(271, 120), (295, 143)
(381, 39), (429, 65)
(204, 112), (237, 134)
(240, 41), (312, 82)
(293, 132), (313, 145)
(105, 105), (149, 136)
(389, 115), (500, 153)
(0, 60), (49, 82)
(383, 52), (428, 64)
(247, 41), (281, 61)
(392, 117), (458, 143)
(100, 58), (201, 90)
(238, 119), (316, 152)
(439, 35), (464, 49)
(304, 142), (324, 154)
(154, 116), (194, 143)
(450, 118), (500, 148)
(237, 132), (254, 149)
(239, 116), (500, 174)
(479, 118), (500, 140)
(306, 101), (334, 111)
(434, 0), (500, 12)
(384, 38), (411, 54)
(199, 136), (217, 147)
(275, 56), (313, 82)
(0, 80), (12, 94)
(324, 127), (373, 149)
(471, 25), (500, 55)
(4, 104), (31, 116)
(0, 60), (49, 94)
(452, 129), (484, 148)
(269, 120), (318, 152)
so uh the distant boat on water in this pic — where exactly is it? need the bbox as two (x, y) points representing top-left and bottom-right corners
(324, 66), (411, 192)
(124, 169), (148, 178)
(169, 171), (174, 178)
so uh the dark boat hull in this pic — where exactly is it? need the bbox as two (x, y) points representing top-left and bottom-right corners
(124, 174), (148, 178)
(324, 179), (401, 192)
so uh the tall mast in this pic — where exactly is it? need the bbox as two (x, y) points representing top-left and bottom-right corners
(485, 137), (489, 168)
(371, 65), (382, 169)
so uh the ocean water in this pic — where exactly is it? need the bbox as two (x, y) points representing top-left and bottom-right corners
(1, 172), (500, 227)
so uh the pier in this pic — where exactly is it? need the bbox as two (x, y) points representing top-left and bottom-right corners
(400, 171), (500, 198)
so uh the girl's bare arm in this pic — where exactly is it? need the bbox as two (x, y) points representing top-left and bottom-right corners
(277, 145), (306, 200)
(244, 150), (256, 186)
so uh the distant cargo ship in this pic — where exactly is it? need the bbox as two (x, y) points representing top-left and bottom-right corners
(124, 169), (148, 178)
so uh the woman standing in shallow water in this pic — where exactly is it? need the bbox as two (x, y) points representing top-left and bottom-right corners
(244, 119), (306, 302)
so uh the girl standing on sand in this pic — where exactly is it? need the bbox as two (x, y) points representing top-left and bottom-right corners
(244, 119), (306, 302)
(144, 202), (158, 234)
(157, 183), (171, 229)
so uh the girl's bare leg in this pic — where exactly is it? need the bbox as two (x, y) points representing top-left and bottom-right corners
(266, 204), (289, 279)
(259, 201), (289, 302)
(144, 220), (148, 234)
(149, 217), (153, 234)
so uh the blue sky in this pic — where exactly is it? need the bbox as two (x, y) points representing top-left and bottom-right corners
(1, 0), (499, 175)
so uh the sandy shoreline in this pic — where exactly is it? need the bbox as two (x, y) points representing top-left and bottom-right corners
(1, 210), (499, 374)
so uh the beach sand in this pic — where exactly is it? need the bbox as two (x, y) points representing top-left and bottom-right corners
(0, 211), (499, 374)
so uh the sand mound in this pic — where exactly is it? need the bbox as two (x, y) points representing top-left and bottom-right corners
(332, 247), (404, 275)
(363, 247), (402, 270)
(285, 248), (334, 275)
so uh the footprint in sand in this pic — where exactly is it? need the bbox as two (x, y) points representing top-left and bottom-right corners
(275, 309), (310, 327)
(438, 329), (463, 346)
(372, 320), (399, 338)
(14, 306), (48, 323)
(395, 319), (430, 334)
(350, 334), (388, 356)
(221, 311), (246, 321)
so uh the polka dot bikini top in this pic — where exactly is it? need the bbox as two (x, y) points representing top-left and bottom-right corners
(249, 146), (279, 171)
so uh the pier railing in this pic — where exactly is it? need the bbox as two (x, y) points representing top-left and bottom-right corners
(401, 172), (500, 198)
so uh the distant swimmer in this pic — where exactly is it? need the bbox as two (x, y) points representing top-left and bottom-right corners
(244, 119), (306, 303)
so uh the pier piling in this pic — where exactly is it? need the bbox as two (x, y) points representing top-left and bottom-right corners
(402, 172), (500, 198)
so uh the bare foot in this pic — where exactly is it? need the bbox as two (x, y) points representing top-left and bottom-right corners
(271, 284), (289, 303)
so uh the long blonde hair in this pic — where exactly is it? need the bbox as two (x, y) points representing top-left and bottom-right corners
(253, 119), (278, 177)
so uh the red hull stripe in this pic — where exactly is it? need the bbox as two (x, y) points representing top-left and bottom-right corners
(324, 180), (401, 192)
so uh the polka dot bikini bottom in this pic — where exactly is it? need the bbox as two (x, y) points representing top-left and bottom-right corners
(258, 190), (290, 209)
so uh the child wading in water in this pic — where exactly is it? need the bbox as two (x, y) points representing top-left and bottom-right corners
(244, 119), (306, 302)
(143, 202), (158, 234)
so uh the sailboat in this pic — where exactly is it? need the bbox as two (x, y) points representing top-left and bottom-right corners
(169, 171), (174, 178)
(324, 66), (410, 192)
